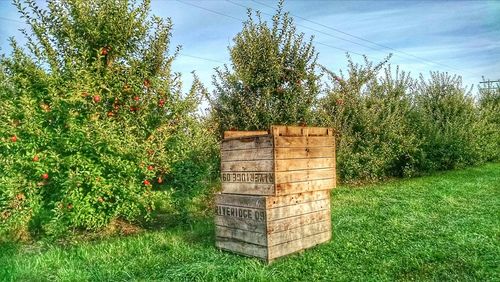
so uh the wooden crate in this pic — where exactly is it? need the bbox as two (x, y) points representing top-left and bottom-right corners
(221, 125), (336, 196)
(215, 190), (331, 262)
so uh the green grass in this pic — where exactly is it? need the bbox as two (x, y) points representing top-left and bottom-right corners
(1, 163), (499, 281)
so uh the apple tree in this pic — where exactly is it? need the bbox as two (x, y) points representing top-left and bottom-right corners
(209, 1), (321, 134)
(0, 0), (211, 239)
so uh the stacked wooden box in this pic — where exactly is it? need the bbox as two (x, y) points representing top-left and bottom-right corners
(215, 125), (336, 262)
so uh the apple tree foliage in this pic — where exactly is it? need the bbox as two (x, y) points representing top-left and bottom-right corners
(209, 1), (321, 134)
(0, 0), (215, 240)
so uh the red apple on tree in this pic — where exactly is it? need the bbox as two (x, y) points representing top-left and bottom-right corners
(143, 180), (151, 186)
(93, 95), (101, 103)
(10, 135), (17, 142)
(33, 155), (39, 162)
(41, 173), (49, 180)
(147, 165), (154, 171)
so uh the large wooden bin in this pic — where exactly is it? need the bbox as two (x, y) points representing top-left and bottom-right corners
(221, 125), (336, 196)
(215, 190), (331, 262)
(215, 126), (336, 262)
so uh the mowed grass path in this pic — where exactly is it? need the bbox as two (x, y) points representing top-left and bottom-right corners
(1, 163), (499, 281)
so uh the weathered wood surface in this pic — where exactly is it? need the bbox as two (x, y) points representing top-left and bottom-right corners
(267, 209), (330, 233)
(274, 136), (334, 148)
(267, 220), (331, 246)
(224, 130), (269, 139)
(216, 226), (267, 246)
(221, 160), (274, 172)
(271, 126), (334, 137)
(215, 213), (266, 233)
(275, 158), (334, 171)
(221, 136), (273, 151)
(221, 148), (273, 161)
(275, 168), (334, 184)
(268, 230), (331, 261)
(276, 178), (335, 195)
(265, 190), (330, 209)
(215, 191), (332, 262)
(275, 147), (334, 159)
(221, 183), (274, 195)
(216, 237), (268, 259)
(266, 198), (330, 221)
(215, 193), (266, 209)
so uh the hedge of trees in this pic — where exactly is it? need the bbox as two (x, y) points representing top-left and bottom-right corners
(1, 0), (498, 240)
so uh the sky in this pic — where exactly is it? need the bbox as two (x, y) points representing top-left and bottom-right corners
(1, 0), (499, 96)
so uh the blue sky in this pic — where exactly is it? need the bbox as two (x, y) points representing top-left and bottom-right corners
(1, 0), (499, 95)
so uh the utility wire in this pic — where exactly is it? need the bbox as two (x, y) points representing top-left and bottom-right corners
(256, 0), (485, 78)
(0, 16), (24, 24)
(179, 53), (226, 64)
(179, 0), (377, 60)
(251, 0), (470, 74)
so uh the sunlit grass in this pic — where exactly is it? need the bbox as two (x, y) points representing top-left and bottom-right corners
(1, 163), (498, 281)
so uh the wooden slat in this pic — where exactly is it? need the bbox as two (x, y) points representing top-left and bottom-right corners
(224, 131), (269, 139)
(215, 193), (266, 209)
(265, 190), (330, 209)
(215, 215), (266, 233)
(268, 230), (331, 261)
(267, 220), (331, 246)
(275, 147), (334, 159)
(221, 136), (273, 151)
(221, 183), (275, 195)
(221, 172), (274, 184)
(267, 198), (330, 221)
(216, 237), (268, 259)
(274, 136), (334, 148)
(271, 126), (333, 137)
(275, 136), (307, 147)
(275, 158), (334, 171)
(221, 148), (273, 161)
(221, 160), (273, 172)
(276, 178), (335, 195)
(275, 168), (335, 184)
(267, 209), (331, 233)
(216, 226), (267, 246)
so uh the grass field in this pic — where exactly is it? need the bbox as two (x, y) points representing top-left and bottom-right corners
(1, 163), (499, 281)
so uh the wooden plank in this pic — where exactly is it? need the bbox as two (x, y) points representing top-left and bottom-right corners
(221, 172), (274, 184)
(267, 199), (330, 221)
(268, 220), (331, 246)
(221, 183), (275, 195)
(221, 148), (273, 161)
(275, 136), (307, 147)
(224, 131), (269, 139)
(275, 158), (334, 171)
(276, 178), (335, 195)
(271, 126), (333, 137)
(275, 168), (335, 184)
(268, 230), (331, 261)
(216, 226), (267, 246)
(215, 215), (266, 233)
(215, 193), (266, 209)
(265, 190), (330, 209)
(216, 237), (268, 259)
(275, 147), (334, 159)
(221, 136), (273, 151)
(221, 160), (273, 172)
(268, 209), (330, 233)
(308, 136), (334, 147)
(275, 136), (334, 148)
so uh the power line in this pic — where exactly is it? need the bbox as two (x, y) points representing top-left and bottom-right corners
(176, 0), (242, 22)
(179, 53), (226, 64)
(0, 16), (24, 24)
(251, 0), (472, 75)
(226, 0), (385, 55)
(180, 0), (380, 61)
